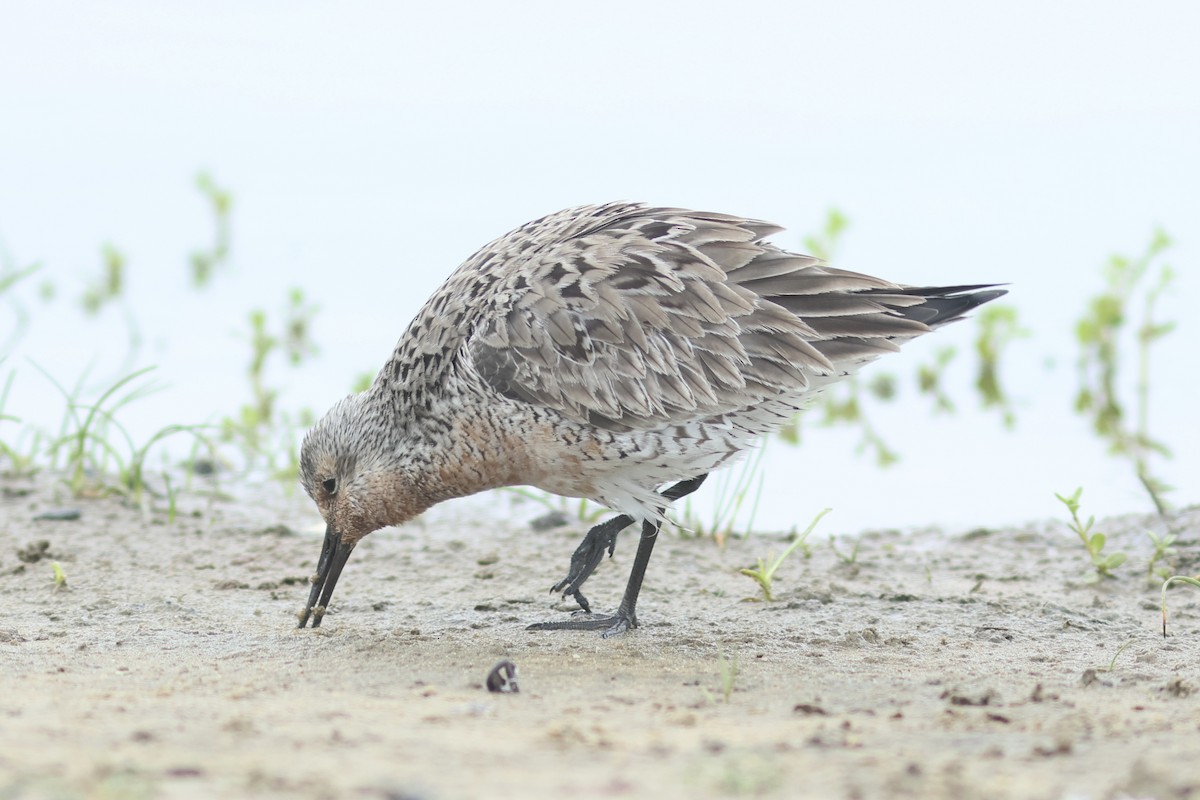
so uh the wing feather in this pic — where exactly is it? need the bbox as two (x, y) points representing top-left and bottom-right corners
(462, 203), (994, 431)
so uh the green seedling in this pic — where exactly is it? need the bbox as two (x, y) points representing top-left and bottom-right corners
(76, 246), (144, 377)
(1145, 529), (1178, 583)
(38, 364), (157, 495)
(974, 304), (1027, 428)
(781, 371), (900, 468)
(0, 260), (42, 296)
(0, 371), (43, 475)
(829, 533), (860, 565)
(740, 508), (831, 601)
(50, 561), (67, 592)
(698, 651), (740, 705)
(1160, 575), (1200, 637)
(717, 650), (739, 703)
(789, 524), (816, 560)
(120, 423), (213, 507)
(917, 345), (957, 414)
(679, 444), (767, 545)
(828, 374), (900, 468)
(220, 288), (318, 481)
(163, 471), (179, 523)
(1100, 639), (1134, 673)
(35, 364), (210, 504)
(1, 370), (21, 441)
(1055, 487), (1126, 581)
(1074, 229), (1175, 515)
(190, 171), (233, 288)
(81, 244), (125, 315)
(801, 207), (848, 262)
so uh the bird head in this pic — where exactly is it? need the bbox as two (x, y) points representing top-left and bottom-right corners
(295, 393), (406, 628)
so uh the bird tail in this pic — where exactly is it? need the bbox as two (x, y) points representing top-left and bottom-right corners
(868, 284), (1008, 328)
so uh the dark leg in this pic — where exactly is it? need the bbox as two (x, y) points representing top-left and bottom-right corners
(549, 474), (708, 613)
(530, 473), (708, 637)
(550, 513), (633, 614)
(528, 518), (660, 637)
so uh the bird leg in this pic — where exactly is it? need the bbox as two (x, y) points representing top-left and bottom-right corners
(529, 518), (660, 637)
(549, 513), (633, 614)
(548, 474), (708, 613)
(532, 473), (707, 636)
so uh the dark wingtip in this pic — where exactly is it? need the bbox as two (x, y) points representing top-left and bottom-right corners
(886, 283), (1009, 327)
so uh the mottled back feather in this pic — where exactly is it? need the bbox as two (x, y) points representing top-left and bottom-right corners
(391, 203), (1004, 432)
(307, 201), (1005, 533)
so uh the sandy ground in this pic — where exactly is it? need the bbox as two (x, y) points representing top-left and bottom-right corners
(2, 476), (1199, 800)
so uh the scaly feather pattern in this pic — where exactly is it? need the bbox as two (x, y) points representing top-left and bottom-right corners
(295, 202), (1004, 632)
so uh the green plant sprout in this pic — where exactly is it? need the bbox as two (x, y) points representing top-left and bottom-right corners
(163, 471), (179, 523)
(717, 651), (739, 703)
(34, 364), (211, 504)
(1099, 639), (1134, 673)
(1145, 529), (1178, 583)
(1074, 229), (1175, 515)
(1055, 487), (1126, 581)
(698, 651), (741, 706)
(0, 260), (41, 296)
(120, 422), (213, 508)
(74, 243), (145, 376)
(916, 345), (957, 414)
(829, 533), (860, 565)
(974, 304), (1027, 428)
(779, 371), (901, 468)
(190, 171), (233, 288)
(220, 288), (318, 481)
(801, 208), (848, 261)
(38, 364), (157, 495)
(1160, 575), (1200, 637)
(5, 176), (324, 498)
(0, 370), (36, 474)
(0, 371), (16, 422)
(81, 244), (125, 315)
(827, 374), (900, 468)
(676, 444), (767, 545)
(50, 561), (67, 592)
(740, 508), (831, 601)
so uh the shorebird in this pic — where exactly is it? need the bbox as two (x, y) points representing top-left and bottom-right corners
(296, 202), (1004, 637)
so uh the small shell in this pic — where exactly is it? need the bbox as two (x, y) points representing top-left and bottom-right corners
(486, 660), (519, 693)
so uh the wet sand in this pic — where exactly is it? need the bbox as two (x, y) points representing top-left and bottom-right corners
(2, 478), (1198, 799)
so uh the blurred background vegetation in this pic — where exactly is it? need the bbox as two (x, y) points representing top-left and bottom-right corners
(1, 3), (1196, 537)
(0, 176), (1182, 541)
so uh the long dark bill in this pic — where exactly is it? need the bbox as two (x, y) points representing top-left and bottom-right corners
(298, 523), (357, 628)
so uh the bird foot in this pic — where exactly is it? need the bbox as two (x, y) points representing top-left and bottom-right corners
(547, 514), (630, 613)
(526, 608), (636, 638)
(549, 582), (593, 614)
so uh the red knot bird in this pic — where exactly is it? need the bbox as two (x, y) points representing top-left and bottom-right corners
(296, 202), (1005, 637)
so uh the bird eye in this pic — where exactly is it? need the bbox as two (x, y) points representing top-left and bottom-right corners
(322, 477), (337, 495)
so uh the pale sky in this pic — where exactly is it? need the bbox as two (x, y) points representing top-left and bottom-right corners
(2, 1), (1197, 531)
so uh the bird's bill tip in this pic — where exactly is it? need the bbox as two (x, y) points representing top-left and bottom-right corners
(297, 523), (357, 629)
